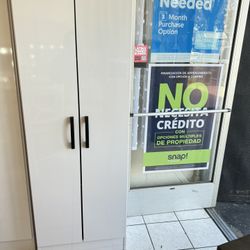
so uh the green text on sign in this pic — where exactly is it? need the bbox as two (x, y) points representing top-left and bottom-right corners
(144, 149), (211, 167)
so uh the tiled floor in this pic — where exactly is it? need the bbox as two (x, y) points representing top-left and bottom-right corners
(126, 209), (227, 250)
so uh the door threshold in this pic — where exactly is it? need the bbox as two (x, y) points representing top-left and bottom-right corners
(206, 208), (238, 241)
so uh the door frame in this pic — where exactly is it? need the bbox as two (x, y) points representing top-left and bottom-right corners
(128, 0), (250, 216)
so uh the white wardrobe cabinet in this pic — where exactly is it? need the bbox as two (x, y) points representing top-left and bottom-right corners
(11, 0), (133, 249)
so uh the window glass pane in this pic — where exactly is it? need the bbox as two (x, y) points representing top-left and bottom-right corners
(131, 0), (239, 189)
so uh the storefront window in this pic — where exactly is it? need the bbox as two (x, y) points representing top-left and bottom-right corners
(131, 0), (239, 188)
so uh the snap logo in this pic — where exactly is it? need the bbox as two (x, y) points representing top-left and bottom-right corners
(168, 153), (188, 161)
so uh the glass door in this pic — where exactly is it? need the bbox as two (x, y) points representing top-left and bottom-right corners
(128, 0), (249, 216)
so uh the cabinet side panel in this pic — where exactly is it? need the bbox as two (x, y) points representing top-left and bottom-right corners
(0, 0), (32, 242)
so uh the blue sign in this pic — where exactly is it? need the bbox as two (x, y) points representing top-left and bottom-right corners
(151, 0), (228, 62)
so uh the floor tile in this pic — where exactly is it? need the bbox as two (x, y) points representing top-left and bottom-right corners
(176, 209), (209, 221)
(0, 240), (35, 250)
(143, 212), (177, 224)
(126, 216), (144, 226)
(126, 225), (153, 250)
(195, 247), (217, 250)
(147, 221), (193, 250)
(181, 218), (227, 248)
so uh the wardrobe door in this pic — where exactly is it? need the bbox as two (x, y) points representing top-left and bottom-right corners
(11, 0), (82, 247)
(76, 0), (133, 241)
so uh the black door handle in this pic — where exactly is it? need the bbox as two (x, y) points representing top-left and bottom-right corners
(84, 116), (90, 148)
(69, 116), (75, 149)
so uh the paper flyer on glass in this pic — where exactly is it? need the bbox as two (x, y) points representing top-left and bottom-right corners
(151, 0), (228, 63)
(144, 64), (223, 172)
